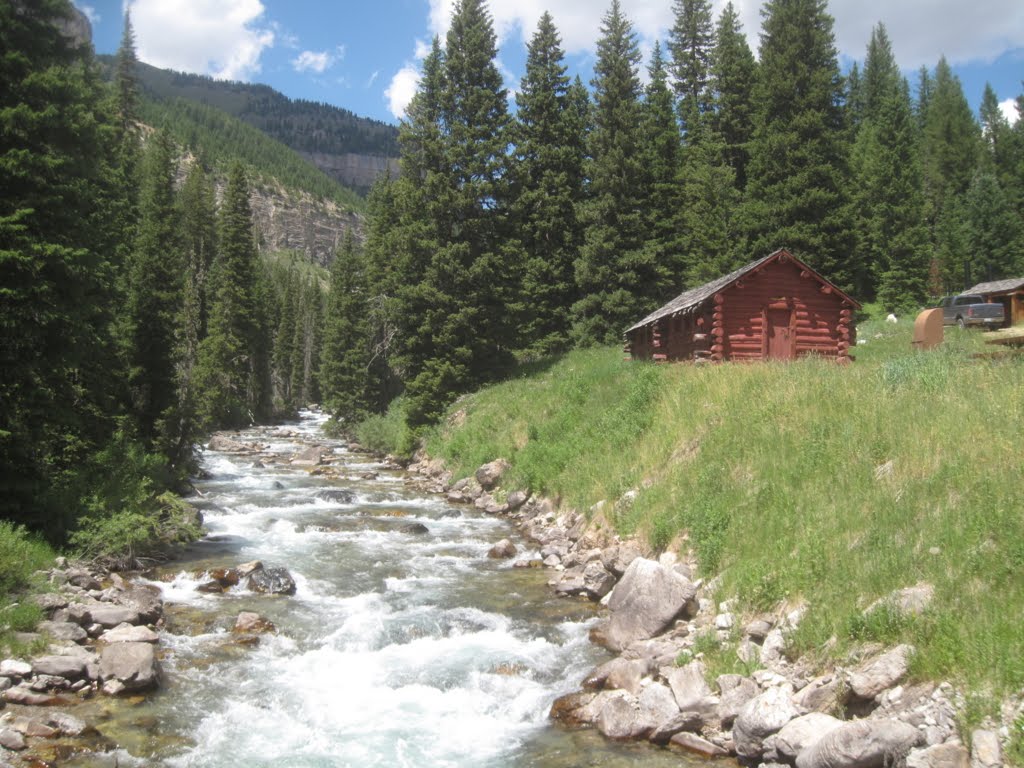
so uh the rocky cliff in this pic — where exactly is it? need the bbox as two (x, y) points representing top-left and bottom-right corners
(299, 152), (400, 196)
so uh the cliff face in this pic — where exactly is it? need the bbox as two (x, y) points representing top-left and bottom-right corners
(299, 152), (400, 195)
(247, 180), (362, 267)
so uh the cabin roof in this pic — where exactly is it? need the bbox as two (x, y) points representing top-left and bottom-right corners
(625, 248), (859, 334)
(965, 277), (1024, 295)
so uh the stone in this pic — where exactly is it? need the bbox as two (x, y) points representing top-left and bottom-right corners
(32, 593), (68, 613)
(0, 729), (26, 751)
(604, 558), (697, 651)
(3, 685), (62, 706)
(795, 675), (846, 714)
(398, 523), (430, 535)
(970, 730), (1002, 768)
(715, 612), (735, 630)
(601, 542), (643, 577)
(0, 660), (31, 678)
(669, 731), (730, 757)
(246, 566), (297, 595)
(100, 624), (159, 644)
(65, 568), (102, 590)
(474, 459), (510, 490)
(907, 743), (971, 768)
(98, 643), (160, 692)
(113, 584), (163, 624)
(649, 711), (705, 744)
(639, 683), (681, 726)
(848, 644), (914, 700)
(66, 603), (94, 625)
(8, 717), (58, 738)
(775, 713), (844, 761)
(207, 435), (250, 452)
(597, 693), (654, 740)
(236, 560), (264, 578)
(88, 605), (141, 628)
(102, 679), (126, 696)
(487, 539), (517, 559)
(581, 561), (616, 601)
(583, 658), (648, 696)
(865, 583), (934, 618)
(746, 618), (774, 642)
(796, 719), (922, 768)
(233, 612), (276, 634)
(31, 656), (86, 680)
(37, 620), (88, 643)
(314, 489), (355, 504)
(292, 444), (331, 466)
(30, 674), (69, 691)
(732, 685), (801, 760)
(664, 661), (713, 711)
(506, 490), (530, 511)
(717, 674), (759, 728)
(554, 567), (586, 597)
(761, 628), (788, 666)
(45, 712), (89, 737)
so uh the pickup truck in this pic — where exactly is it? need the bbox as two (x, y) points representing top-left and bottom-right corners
(938, 294), (1005, 329)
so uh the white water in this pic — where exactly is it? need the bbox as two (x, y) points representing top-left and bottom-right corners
(70, 412), (688, 768)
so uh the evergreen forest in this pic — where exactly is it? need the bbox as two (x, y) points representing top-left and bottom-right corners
(2, 0), (1023, 557)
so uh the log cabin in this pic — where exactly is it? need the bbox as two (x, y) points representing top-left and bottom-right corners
(624, 249), (860, 363)
(965, 277), (1024, 328)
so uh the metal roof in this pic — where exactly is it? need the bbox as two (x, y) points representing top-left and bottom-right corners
(624, 248), (858, 334)
(965, 277), (1024, 295)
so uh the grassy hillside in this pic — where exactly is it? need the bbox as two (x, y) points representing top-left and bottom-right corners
(414, 320), (1024, 705)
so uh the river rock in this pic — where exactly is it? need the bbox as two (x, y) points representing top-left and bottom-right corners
(88, 605), (140, 628)
(45, 712), (89, 737)
(796, 719), (922, 768)
(98, 642), (159, 692)
(315, 489), (355, 504)
(597, 692), (655, 740)
(605, 558), (697, 651)
(100, 624), (159, 644)
(31, 656), (86, 680)
(113, 584), (163, 624)
(848, 644), (913, 700)
(32, 593), (68, 613)
(775, 713), (844, 761)
(795, 674), (846, 714)
(583, 657), (648, 696)
(907, 743), (971, 768)
(398, 523), (429, 535)
(246, 566), (297, 595)
(0, 660), (32, 678)
(8, 717), (57, 738)
(600, 542), (643, 577)
(664, 660), (714, 711)
(292, 444), (331, 466)
(506, 490), (530, 511)
(865, 583), (934, 618)
(487, 539), (517, 559)
(732, 684), (801, 760)
(474, 459), (510, 490)
(649, 710), (706, 744)
(65, 568), (102, 590)
(37, 620), (88, 643)
(669, 731), (730, 757)
(236, 560), (263, 578)
(970, 730), (1002, 768)
(233, 612), (276, 634)
(207, 434), (252, 452)
(549, 691), (615, 728)
(580, 561), (616, 600)
(0, 729), (25, 751)
(718, 674), (759, 728)
(3, 685), (63, 706)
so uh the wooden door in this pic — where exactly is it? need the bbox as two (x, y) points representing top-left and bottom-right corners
(765, 308), (795, 360)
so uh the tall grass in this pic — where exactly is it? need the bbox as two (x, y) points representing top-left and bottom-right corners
(0, 521), (54, 651)
(422, 321), (1024, 698)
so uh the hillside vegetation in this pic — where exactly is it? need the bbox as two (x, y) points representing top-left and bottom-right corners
(413, 320), (1024, 700)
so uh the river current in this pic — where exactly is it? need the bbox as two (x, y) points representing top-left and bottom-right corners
(67, 411), (689, 768)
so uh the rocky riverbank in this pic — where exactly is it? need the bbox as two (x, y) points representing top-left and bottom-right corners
(403, 453), (1017, 768)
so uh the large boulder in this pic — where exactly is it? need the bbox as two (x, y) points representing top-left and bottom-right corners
(207, 435), (250, 453)
(98, 642), (160, 692)
(113, 584), (163, 624)
(601, 542), (643, 577)
(87, 605), (140, 628)
(583, 658), (648, 696)
(246, 566), (297, 596)
(100, 624), (159, 644)
(669, 731), (729, 757)
(292, 444), (331, 466)
(580, 561), (616, 600)
(732, 685), (801, 760)
(0, 660), (32, 678)
(848, 645), (913, 700)
(487, 539), (517, 559)
(795, 719), (922, 768)
(36, 621), (87, 643)
(233, 612), (277, 634)
(906, 744), (970, 768)
(718, 674), (760, 728)
(596, 692), (665, 740)
(795, 674), (847, 714)
(605, 558), (697, 651)
(475, 459), (510, 490)
(970, 730), (1002, 768)
(775, 713), (844, 761)
(31, 656), (87, 680)
(664, 660), (713, 711)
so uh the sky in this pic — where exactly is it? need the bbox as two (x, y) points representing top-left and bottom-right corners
(76, 0), (1023, 128)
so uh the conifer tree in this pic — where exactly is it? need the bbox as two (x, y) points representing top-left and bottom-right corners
(195, 163), (269, 428)
(272, 269), (299, 409)
(708, 2), (757, 190)
(125, 130), (183, 447)
(741, 0), (853, 288)
(115, 10), (139, 137)
(511, 12), (587, 355)
(962, 171), (1023, 283)
(668, 0), (714, 134)
(319, 233), (373, 421)
(572, 0), (663, 346)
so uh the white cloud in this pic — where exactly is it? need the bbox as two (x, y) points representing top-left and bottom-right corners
(1000, 97), (1020, 125)
(131, 0), (274, 82)
(366, 70), (380, 88)
(73, 2), (100, 25)
(385, 64), (421, 119)
(293, 49), (335, 74)
(424, 0), (1024, 71)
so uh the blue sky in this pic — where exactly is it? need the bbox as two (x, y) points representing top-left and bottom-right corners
(76, 0), (1023, 128)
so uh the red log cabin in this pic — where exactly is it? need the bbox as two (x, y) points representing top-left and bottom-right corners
(624, 249), (861, 363)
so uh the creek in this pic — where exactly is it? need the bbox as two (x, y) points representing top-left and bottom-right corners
(63, 411), (690, 767)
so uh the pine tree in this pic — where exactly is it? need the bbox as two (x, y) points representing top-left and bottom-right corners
(319, 233), (373, 421)
(962, 171), (1022, 283)
(708, 2), (757, 190)
(272, 269), (299, 409)
(846, 62), (864, 132)
(115, 10), (139, 137)
(741, 0), (853, 288)
(572, 0), (663, 346)
(0, 0), (128, 536)
(195, 163), (269, 428)
(124, 130), (183, 447)
(668, 0), (714, 135)
(511, 12), (587, 355)
(849, 27), (930, 310)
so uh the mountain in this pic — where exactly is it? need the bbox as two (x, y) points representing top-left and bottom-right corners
(105, 58), (401, 195)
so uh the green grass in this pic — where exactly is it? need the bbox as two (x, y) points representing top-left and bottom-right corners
(0, 521), (54, 652)
(418, 319), (1024, 701)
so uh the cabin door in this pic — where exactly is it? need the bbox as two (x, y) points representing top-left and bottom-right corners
(765, 308), (795, 360)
